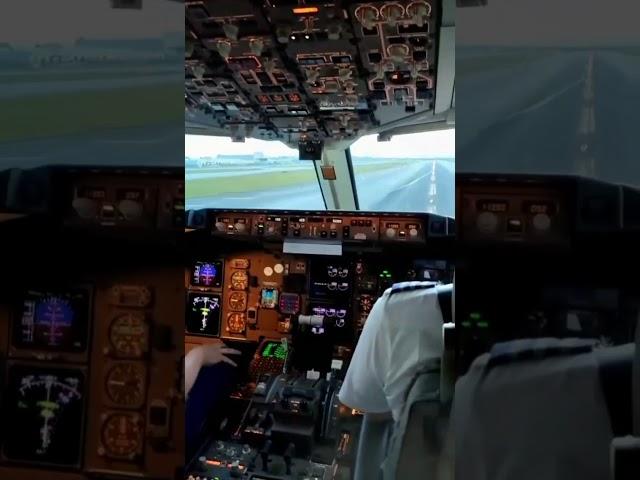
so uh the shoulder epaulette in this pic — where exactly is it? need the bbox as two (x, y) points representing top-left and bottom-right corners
(389, 281), (437, 296)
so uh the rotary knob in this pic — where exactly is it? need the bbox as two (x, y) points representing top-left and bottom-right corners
(234, 222), (246, 233)
(118, 199), (143, 220)
(215, 221), (226, 232)
(386, 227), (397, 238)
(381, 4), (404, 23)
(222, 23), (239, 41)
(476, 212), (499, 234)
(216, 40), (232, 59)
(532, 213), (551, 232)
(72, 197), (98, 218)
(407, 1), (430, 27)
(249, 38), (264, 55)
(409, 228), (419, 237)
(357, 5), (379, 29)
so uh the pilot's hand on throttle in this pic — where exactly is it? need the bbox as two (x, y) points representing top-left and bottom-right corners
(198, 343), (241, 368)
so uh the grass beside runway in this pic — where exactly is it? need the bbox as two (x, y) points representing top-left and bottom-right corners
(0, 84), (181, 142)
(0, 67), (178, 85)
(186, 162), (407, 199)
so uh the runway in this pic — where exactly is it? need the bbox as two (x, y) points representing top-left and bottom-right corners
(457, 47), (640, 187)
(187, 159), (455, 218)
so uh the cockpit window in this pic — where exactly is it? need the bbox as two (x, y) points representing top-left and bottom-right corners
(185, 134), (326, 210)
(457, 0), (640, 187)
(0, 0), (183, 167)
(350, 130), (455, 217)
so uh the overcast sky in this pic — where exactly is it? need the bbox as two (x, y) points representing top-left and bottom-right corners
(0, 0), (181, 45)
(186, 129), (455, 159)
(458, 0), (640, 46)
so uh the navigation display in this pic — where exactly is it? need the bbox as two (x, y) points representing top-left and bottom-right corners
(186, 293), (221, 336)
(12, 289), (90, 352)
(190, 261), (223, 288)
(2, 364), (85, 466)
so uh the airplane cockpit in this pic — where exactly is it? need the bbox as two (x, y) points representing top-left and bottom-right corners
(184, 1), (455, 479)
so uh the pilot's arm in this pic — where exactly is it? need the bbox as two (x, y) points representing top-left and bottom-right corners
(338, 284), (444, 422)
(185, 342), (240, 397)
(338, 290), (393, 419)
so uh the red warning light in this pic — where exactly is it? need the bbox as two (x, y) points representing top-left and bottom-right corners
(257, 95), (270, 104)
(286, 93), (302, 103)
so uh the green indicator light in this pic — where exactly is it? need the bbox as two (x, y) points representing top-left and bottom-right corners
(477, 321), (489, 328)
(461, 321), (471, 327)
(470, 312), (482, 320)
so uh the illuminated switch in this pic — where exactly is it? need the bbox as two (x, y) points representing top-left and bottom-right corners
(101, 204), (115, 218)
(507, 218), (523, 233)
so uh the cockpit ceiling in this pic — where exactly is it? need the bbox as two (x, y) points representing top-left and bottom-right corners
(185, 0), (448, 146)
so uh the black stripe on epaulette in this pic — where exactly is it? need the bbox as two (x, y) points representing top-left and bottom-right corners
(389, 282), (437, 296)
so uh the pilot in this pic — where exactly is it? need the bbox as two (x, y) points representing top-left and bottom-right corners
(185, 341), (240, 397)
(339, 279), (452, 422)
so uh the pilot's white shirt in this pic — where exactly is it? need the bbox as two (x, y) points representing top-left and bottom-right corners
(339, 282), (445, 422)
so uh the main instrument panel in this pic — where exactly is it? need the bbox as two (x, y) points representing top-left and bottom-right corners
(0, 168), (184, 480)
(455, 174), (640, 373)
(185, 0), (445, 145)
(184, 209), (453, 480)
(185, 209), (453, 347)
(0, 273), (184, 480)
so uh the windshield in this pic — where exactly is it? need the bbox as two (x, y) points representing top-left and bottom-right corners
(185, 135), (326, 210)
(0, 0), (183, 169)
(457, 0), (640, 187)
(351, 130), (455, 218)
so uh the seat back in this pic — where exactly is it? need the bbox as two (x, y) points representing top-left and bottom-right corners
(353, 414), (393, 480)
(454, 338), (615, 480)
(381, 358), (450, 480)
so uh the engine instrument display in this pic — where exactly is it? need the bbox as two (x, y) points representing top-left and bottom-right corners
(108, 312), (149, 358)
(3, 364), (85, 466)
(230, 270), (249, 290)
(100, 412), (144, 460)
(190, 261), (223, 288)
(186, 293), (221, 336)
(226, 313), (246, 334)
(228, 291), (248, 311)
(13, 288), (90, 352)
(105, 362), (147, 408)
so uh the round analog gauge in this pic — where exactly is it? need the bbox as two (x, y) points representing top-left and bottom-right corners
(105, 362), (147, 408)
(230, 270), (249, 290)
(227, 313), (246, 334)
(100, 412), (144, 459)
(228, 291), (247, 311)
(109, 313), (149, 358)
